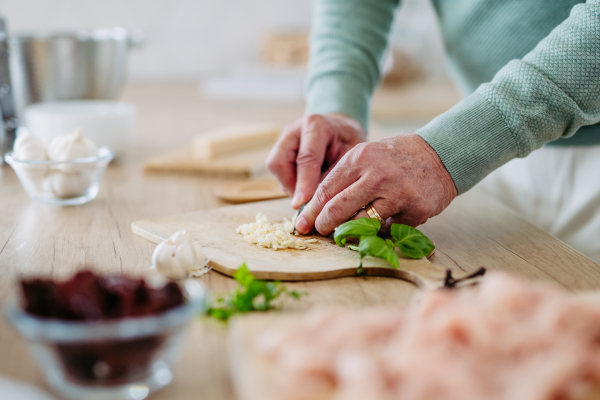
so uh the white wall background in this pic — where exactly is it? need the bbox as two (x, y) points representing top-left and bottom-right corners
(0, 0), (444, 80)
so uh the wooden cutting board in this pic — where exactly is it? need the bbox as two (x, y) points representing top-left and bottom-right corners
(215, 180), (288, 203)
(143, 146), (271, 177)
(131, 199), (481, 290)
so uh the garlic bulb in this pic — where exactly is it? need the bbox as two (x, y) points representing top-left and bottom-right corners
(151, 230), (206, 280)
(13, 128), (49, 185)
(48, 129), (98, 161)
(43, 171), (91, 198)
(13, 129), (48, 161)
(47, 129), (99, 173)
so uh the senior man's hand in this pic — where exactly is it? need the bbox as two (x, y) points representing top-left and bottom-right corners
(294, 134), (458, 235)
(266, 113), (366, 209)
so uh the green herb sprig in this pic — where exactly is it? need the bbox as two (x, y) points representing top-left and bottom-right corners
(206, 264), (306, 322)
(334, 218), (434, 272)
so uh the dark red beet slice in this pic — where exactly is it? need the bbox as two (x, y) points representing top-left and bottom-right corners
(19, 270), (187, 385)
(20, 270), (185, 320)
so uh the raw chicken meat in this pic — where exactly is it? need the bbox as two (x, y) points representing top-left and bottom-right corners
(255, 273), (600, 400)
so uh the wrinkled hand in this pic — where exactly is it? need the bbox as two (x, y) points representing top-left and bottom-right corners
(266, 113), (366, 209)
(295, 134), (457, 235)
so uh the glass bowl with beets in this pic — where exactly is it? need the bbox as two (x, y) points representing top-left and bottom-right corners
(5, 270), (208, 400)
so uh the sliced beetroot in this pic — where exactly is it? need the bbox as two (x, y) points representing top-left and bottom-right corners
(21, 270), (185, 321)
(21, 279), (60, 318)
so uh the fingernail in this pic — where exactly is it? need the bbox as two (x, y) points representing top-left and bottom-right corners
(292, 192), (303, 208)
(295, 216), (308, 233)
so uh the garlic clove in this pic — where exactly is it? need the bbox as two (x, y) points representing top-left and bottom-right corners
(43, 171), (91, 198)
(170, 230), (191, 246)
(47, 129), (99, 173)
(13, 130), (50, 185)
(151, 230), (206, 280)
(13, 130), (48, 161)
(47, 128), (98, 161)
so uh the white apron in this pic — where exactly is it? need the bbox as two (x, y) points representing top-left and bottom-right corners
(474, 145), (600, 265)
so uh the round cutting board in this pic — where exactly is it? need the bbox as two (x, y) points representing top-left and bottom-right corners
(215, 180), (288, 203)
(132, 199), (484, 290)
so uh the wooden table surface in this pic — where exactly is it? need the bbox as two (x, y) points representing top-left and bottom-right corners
(1, 81), (599, 400)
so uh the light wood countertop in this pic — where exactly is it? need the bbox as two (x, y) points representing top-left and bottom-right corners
(0, 81), (598, 400)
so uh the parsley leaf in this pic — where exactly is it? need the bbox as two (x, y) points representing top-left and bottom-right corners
(206, 263), (306, 322)
(391, 224), (435, 259)
(333, 218), (381, 247)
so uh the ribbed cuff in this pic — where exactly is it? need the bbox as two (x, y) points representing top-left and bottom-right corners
(416, 92), (519, 194)
(305, 73), (371, 131)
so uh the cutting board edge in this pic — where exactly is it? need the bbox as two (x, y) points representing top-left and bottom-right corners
(209, 258), (443, 289)
(142, 145), (269, 177)
(131, 222), (164, 245)
(143, 165), (252, 178)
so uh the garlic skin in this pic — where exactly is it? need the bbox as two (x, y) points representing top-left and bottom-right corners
(13, 129), (49, 185)
(13, 129), (48, 161)
(43, 171), (91, 198)
(48, 129), (98, 160)
(48, 129), (98, 172)
(152, 230), (204, 280)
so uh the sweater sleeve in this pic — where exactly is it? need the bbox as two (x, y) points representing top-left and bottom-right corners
(416, 0), (600, 194)
(305, 0), (401, 130)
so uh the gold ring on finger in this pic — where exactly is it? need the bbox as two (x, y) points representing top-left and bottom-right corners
(365, 203), (385, 225)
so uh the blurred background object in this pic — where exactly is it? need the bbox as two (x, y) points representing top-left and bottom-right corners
(1, 0), (459, 156)
(0, 16), (17, 158)
(261, 30), (309, 67)
(9, 27), (143, 118)
(1, 0), (447, 85)
(24, 101), (136, 155)
(0, 0), (315, 80)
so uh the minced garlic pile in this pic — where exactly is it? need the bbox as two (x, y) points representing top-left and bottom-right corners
(236, 213), (317, 250)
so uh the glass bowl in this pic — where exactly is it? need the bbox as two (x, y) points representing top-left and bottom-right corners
(6, 280), (208, 400)
(4, 147), (114, 206)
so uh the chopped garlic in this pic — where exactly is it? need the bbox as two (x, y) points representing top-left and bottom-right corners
(237, 213), (312, 250)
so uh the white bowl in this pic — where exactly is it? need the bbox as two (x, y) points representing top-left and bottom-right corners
(24, 101), (136, 156)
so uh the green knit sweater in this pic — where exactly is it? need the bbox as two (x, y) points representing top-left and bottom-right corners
(305, 0), (600, 194)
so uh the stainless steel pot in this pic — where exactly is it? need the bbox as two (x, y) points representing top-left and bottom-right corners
(9, 27), (143, 118)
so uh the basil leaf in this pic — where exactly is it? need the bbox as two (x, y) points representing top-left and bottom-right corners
(358, 236), (399, 269)
(391, 224), (435, 259)
(334, 218), (381, 247)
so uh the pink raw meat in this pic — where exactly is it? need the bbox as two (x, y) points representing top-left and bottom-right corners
(256, 273), (600, 400)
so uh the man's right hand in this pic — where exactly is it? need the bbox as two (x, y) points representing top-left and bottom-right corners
(266, 113), (366, 209)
